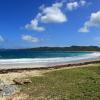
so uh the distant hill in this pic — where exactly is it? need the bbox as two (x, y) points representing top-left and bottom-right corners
(2, 46), (100, 51)
(29, 46), (100, 51)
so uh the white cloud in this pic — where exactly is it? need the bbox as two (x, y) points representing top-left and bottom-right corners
(25, 2), (67, 31)
(67, 2), (79, 11)
(25, 18), (45, 32)
(0, 35), (4, 42)
(40, 2), (67, 23)
(78, 26), (89, 33)
(88, 11), (100, 27)
(80, 0), (86, 6)
(25, 1), (90, 32)
(79, 10), (100, 32)
(22, 35), (39, 43)
(67, 0), (87, 11)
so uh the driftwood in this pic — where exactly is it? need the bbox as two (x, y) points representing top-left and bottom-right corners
(13, 79), (32, 85)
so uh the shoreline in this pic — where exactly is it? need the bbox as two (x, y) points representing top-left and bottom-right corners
(0, 51), (100, 73)
(0, 59), (100, 73)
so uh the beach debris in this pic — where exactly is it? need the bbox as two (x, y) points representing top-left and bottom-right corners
(13, 78), (32, 85)
(23, 79), (32, 84)
(13, 79), (23, 85)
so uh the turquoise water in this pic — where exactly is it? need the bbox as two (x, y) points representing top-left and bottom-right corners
(0, 50), (100, 67)
(0, 50), (92, 59)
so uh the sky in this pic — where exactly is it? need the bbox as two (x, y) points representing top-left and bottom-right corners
(0, 0), (100, 49)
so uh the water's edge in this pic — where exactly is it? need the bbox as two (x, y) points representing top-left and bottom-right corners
(0, 52), (100, 70)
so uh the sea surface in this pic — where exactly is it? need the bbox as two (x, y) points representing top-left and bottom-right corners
(0, 50), (93, 59)
(0, 50), (100, 65)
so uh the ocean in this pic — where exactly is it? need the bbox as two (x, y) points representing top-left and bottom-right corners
(0, 50), (93, 59)
(0, 50), (100, 68)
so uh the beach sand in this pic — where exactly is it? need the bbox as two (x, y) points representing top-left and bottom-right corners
(0, 59), (100, 100)
(0, 70), (44, 100)
(0, 63), (99, 100)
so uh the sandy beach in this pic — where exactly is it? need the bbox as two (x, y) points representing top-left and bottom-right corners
(0, 54), (100, 100)
(0, 57), (100, 71)
(0, 62), (100, 100)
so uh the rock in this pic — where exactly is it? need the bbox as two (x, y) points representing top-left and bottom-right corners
(13, 79), (32, 85)
(2, 85), (18, 96)
(0, 80), (19, 97)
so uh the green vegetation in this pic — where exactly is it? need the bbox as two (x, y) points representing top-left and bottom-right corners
(21, 64), (100, 100)
(3, 46), (100, 51)
(28, 46), (100, 51)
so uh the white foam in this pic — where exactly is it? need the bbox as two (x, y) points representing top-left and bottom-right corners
(0, 52), (100, 65)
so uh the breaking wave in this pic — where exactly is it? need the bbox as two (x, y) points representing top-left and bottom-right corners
(0, 52), (100, 65)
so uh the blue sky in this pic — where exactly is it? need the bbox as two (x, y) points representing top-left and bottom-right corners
(0, 0), (100, 49)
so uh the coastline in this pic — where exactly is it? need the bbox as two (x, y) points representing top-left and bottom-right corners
(0, 51), (100, 72)
(0, 58), (100, 73)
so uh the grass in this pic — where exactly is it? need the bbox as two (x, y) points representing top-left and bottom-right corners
(21, 64), (100, 100)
